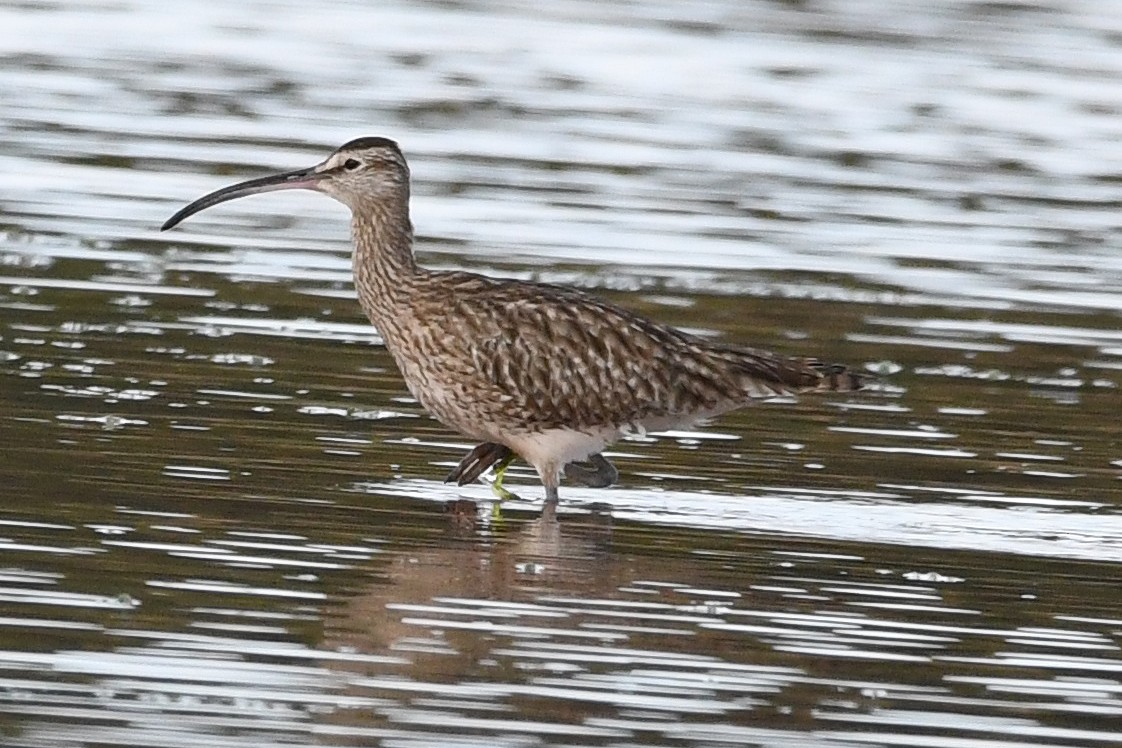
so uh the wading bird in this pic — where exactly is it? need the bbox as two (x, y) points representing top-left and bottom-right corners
(162, 137), (863, 504)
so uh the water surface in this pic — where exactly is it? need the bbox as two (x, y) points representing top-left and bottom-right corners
(1, 0), (1121, 746)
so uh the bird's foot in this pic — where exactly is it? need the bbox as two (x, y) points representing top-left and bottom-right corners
(445, 441), (524, 502)
(484, 453), (522, 502)
(447, 443), (616, 505)
(563, 454), (618, 488)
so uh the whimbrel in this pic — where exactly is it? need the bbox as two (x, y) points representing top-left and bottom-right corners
(162, 137), (863, 503)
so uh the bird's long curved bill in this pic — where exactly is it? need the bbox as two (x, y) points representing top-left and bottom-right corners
(161, 165), (324, 231)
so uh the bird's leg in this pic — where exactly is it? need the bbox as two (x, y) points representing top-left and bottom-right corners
(541, 465), (561, 505)
(445, 442), (512, 486)
(563, 454), (618, 488)
(448, 445), (616, 503)
(486, 451), (520, 502)
(543, 483), (559, 503)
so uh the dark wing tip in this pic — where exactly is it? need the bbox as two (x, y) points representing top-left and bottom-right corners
(445, 442), (513, 486)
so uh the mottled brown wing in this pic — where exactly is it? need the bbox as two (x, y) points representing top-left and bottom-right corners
(437, 274), (828, 430)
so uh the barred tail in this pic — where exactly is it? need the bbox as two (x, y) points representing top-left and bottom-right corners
(805, 359), (867, 392)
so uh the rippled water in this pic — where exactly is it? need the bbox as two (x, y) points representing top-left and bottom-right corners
(2, 0), (1121, 745)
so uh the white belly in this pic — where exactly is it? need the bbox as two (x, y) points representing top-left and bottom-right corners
(505, 427), (615, 475)
(503, 408), (708, 477)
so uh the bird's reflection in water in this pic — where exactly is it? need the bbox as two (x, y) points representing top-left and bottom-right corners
(441, 498), (484, 536)
(321, 500), (616, 690)
(439, 496), (612, 539)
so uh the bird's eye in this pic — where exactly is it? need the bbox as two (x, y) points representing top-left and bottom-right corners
(343, 158), (361, 171)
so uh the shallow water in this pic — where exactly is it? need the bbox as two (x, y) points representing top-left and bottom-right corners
(1, 0), (1121, 746)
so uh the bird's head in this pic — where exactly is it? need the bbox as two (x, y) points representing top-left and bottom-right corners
(161, 136), (410, 231)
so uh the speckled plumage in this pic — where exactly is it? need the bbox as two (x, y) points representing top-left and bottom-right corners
(162, 137), (863, 503)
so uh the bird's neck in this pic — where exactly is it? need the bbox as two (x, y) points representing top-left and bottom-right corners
(350, 198), (422, 325)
